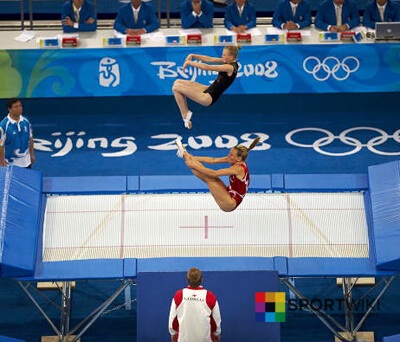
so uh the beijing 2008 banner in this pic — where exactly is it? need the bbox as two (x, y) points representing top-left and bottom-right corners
(0, 44), (399, 98)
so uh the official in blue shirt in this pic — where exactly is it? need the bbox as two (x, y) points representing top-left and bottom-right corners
(114, 0), (159, 35)
(61, 0), (97, 33)
(315, 0), (360, 31)
(0, 98), (34, 168)
(180, 0), (214, 29)
(363, 0), (400, 29)
(224, 0), (256, 33)
(272, 0), (312, 30)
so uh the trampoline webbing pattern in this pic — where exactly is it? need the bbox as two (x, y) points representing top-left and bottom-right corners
(42, 193), (369, 261)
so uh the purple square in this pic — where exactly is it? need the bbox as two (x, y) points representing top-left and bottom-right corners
(255, 302), (265, 312)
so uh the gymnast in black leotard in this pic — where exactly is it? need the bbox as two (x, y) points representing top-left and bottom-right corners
(172, 45), (241, 129)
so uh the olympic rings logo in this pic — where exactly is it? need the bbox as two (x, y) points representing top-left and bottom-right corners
(303, 56), (360, 81)
(286, 127), (400, 156)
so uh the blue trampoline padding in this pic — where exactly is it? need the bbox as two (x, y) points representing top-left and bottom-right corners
(22, 259), (125, 281)
(273, 256), (289, 276)
(123, 258), (137, 278)
(249, 174), (272, 191)
(0, 167), (41, 278)
(42, 176), (127, 194)
(127, 176), (139, 192)
(384, 334), (400, 341)
(286, 258), (396, 277)
(139, 175), (208, 192)
(137, 257), (276, 273)
(0, 337), (25, 342)
(368, 161), (400, 271)
(272, 174), (284, 191)
(363, 191), (377, 264)
(283, 174), (368, 191)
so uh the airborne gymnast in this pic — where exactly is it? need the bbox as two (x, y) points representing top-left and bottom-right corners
(175, 137), (260, 212)
(172, 45), (241, 129)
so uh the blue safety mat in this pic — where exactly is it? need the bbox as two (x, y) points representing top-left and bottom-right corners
(3, 92), (398, 178)
(0, 167), (41, 278)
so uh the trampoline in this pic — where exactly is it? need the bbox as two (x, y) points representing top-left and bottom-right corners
(1, 160), (400, 341)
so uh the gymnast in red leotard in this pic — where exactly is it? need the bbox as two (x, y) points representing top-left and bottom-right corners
(175, 137), (260, 212)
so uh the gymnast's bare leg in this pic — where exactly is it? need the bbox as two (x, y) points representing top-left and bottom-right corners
(172, 80), (212, 129)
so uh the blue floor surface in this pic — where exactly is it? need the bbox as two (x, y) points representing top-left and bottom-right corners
(0, 92), (399, 341)
(0, 92), (397, 178)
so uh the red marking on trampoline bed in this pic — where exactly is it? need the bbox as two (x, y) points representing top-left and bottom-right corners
(179, 215), (233, 239)
(120, 195), (126, 259)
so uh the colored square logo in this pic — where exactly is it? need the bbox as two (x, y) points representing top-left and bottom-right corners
(255, 292), (286, 322)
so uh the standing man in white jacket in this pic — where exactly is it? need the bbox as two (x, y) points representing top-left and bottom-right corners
(168, 268), (222, 342)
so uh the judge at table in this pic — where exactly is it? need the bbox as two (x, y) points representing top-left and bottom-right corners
(314, 0), (360, 32)
(114, 0), (159, 35)
(62, 0), (97, 33)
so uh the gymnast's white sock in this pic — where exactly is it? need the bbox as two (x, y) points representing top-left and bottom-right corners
(175, 137), (185, 158)
(183, 111), (193, 129)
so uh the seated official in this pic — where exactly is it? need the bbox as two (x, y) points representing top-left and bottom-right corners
(180, 0), (214, 29)
(224, 0), (256, 33)
(272, 0), (312, 30)
(315, 0), (360, 32)
(61, 0), (97, 33)
(114, 0), (159, 35)
(363, 0), (400, 29)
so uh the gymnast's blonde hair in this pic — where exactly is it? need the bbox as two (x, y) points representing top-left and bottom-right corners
(234, 137), (261, 161)
(224, 45), (241, 59)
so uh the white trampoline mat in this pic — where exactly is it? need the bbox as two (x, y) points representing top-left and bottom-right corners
(42, 192), (369, 261)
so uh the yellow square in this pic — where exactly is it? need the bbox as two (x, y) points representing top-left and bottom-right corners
(275, 292), (286, 302)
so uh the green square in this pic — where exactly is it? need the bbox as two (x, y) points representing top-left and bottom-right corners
(275, 312), (286, 322)
(275, 302), (286, 313)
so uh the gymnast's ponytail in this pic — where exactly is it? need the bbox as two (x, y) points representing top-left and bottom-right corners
(235, 137), (261, 161)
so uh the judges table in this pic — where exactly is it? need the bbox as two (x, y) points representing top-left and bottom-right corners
(1, 27), (399, 98)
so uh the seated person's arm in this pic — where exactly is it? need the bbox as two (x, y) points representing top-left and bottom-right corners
(224, 7), (235, 30)
(197, 1), (214, 28)
(272, 3), (285, 29)
(181, 1), (197, 28)
(61, 3), (75, 33)
(297, 4), (312, 28)
(143, 5), (159, 33)
(245, 5), (257, 29)
(77, 4), (97, 32)
(114, 8), (128, 34)
(345, 2), (360, 29)
(314, 7), (330, 30)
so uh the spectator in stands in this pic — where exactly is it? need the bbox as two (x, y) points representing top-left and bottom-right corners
(180, 0), (214, 29)
(168, 268), (222, 342)
(61, 0), (97, 33)
(272, 0), (312, 30)
(0, 98), (35, 168)
(363, 0), (400, 29)
(224, 0), (256, 33)
(114, 0), (159, 35)
(315, 0), (360, 31)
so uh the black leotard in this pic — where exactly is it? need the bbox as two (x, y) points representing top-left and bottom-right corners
(203, 62), (238, 105)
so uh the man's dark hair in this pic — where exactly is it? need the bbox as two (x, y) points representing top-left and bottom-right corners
(7, 98), (21, 109)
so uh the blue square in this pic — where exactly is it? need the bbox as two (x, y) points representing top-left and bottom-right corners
(265, 312), (276, 322)
(255, 312), (266, 322)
